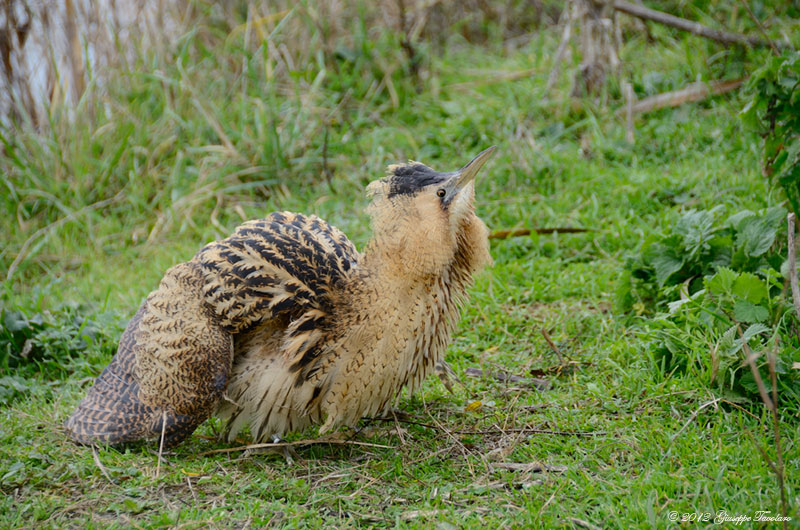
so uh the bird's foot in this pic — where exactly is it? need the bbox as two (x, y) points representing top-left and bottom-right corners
(240, 434), (297, 464)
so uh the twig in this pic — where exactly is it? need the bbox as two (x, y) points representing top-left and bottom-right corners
(618, 78), (745, 116)
(91, 446), (113, 484)
(545, 1), (575, 94)
(788, 213), (800, 321)
(321, 125), (334, 192)
(186, 476), (198, 504)
(737, 0), (780, 56)
(661, 397), (722, 461)
(611, 0), (777, 48)
(623, 81), (635, 143)
(391, 409), (407, 445)
(767, 336), (789, 527)
(195, 438), (393, 457)
(489, 227), (592, 240)
(541, 329), (567, 368)
(156, 411), (167, 479)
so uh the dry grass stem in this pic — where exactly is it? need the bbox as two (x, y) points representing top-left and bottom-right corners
(541, 328), (567, 367)
(546, 1), (575, 94)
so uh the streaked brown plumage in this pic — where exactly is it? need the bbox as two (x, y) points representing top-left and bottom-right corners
(65, 147), (495, 448)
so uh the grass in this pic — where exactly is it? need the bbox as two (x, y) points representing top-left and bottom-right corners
(1, 2), (799, 528)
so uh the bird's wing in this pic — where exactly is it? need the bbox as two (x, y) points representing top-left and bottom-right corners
(195, 212), (360, 377)
(65, 262), (234, 447)
(66, 212), (358, 447)
(194, 212), (359, 334)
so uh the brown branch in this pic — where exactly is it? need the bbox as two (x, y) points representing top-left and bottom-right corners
(611, 0), (777, 48)
(489, 227), (592, 240)
(620, 78), (745, 116)
(767, 337), (789, 527)
(741, 331), (774, 412)
(789, 213), (800, 321)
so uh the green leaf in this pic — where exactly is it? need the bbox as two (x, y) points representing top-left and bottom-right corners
(735, 206), (785, 258)
(728, 323), (771, 357)
(726, 209), (754, 229)
(740, 323), (770, 342)
(3, 311), (31, 333)
(732, 272), (768, 304)
(649, 245), (684, 287)
(705, 267), (737, 295)
(733, 300), (769, 323)
(675, 209), (718, 257)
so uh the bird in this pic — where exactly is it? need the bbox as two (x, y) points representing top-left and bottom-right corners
(65, 146), (495, 448)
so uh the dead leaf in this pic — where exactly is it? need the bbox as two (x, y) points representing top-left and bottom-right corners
(465, 400), (482, 412)
(792, 362), (800, 370)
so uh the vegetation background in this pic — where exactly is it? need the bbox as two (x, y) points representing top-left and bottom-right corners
(1, 0), (799, 528)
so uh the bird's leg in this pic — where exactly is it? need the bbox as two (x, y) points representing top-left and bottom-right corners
(434, 360), (464, 394)
(272, 434), (297, 464)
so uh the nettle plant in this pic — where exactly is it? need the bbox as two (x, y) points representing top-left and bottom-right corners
(617, 206), (800, 406)
(742, 50), (800, 218)
(0, 301), (121, 405)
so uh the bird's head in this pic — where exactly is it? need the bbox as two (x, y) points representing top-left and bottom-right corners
(365, 146), (495, 278)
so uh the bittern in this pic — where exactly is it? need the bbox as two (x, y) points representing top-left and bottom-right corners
(65, 147), (495, 448)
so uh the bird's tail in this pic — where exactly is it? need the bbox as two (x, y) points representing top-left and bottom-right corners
(64, 308), (199, 448)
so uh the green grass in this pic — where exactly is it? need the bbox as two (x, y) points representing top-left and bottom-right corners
(2, 3), (800, 528)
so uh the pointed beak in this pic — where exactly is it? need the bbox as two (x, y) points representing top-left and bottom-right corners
(455, 145), (496, 190)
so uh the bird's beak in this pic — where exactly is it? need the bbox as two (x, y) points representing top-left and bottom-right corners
(455, 146), (496, 191)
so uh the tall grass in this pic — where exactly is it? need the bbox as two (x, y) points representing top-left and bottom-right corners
(1, 1), (565, 297)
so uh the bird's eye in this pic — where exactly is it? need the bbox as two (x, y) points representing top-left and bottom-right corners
(436, 189), (446, 198)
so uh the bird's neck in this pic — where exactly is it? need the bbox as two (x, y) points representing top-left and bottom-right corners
(315, 213), (491, 430)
